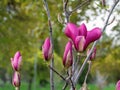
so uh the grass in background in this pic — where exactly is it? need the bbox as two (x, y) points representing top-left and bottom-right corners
(0, 82), (115, 90)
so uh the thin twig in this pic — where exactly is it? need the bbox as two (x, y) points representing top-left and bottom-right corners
(74, 0), (120, 85)
(48, 65), (66, 81)
(43, 0), (54, 90)
(72, 53), (80, 81)
(70, 0), (90, 14)
(84, 61), (92, 83)
(63, 0), (70, 22)
(62, 82), (68, 90)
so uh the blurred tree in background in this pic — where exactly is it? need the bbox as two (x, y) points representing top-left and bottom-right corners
(0, 0), (120, 89)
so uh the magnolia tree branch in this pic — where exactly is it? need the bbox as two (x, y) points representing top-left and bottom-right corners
(43, 0), (54, 90)
(70, 0), (90, 14)
(74, 0), (120, 85)
(48, 65), (66, 81)
(63, 0), (70, 23)
(84, 61), (92, 83)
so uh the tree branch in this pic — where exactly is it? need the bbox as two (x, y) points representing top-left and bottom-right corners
(43, 0), (54, 90)
(63, 0), (70, 23)
(70, 0), (90, 14)
(74, 0), (120, 85)
(48, 65), (66, 81)
(84, 61), (92, 83)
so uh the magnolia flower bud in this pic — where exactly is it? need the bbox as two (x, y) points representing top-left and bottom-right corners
(12, 71), (20, 87)
(42, 37), (52, 61)
(74, 36), (86, 52)
(64, 23), (78, 41)
(116, 80), (120, 90)
(63, 41), (73, 68)
(87, 48), (96, 60)
(11, 51), (22, 71)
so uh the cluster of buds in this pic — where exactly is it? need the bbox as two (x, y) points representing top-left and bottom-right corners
(11, 51), (22, 89)
(63, 22), (102, 68)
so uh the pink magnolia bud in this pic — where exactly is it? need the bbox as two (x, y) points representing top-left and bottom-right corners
(78, 23), (87, 38)
(116, 80), (120, 90)
(74, 36), (86, 52)
(11, 51), (22, 71)
(87, 48), (96, 60)
(64, 23), (79, 41)
(63, 41), (73, 68)
(42, 37), (52, 61)
(84, 27), (102, 50)
(12, 71), (20, 87)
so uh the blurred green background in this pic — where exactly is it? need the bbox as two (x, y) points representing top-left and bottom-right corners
(0, 0), (120, 90)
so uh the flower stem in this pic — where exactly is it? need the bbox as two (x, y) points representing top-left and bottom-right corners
(15, 87), (19, 90)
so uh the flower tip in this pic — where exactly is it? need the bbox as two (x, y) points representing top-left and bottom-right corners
(116, 80), (120, 90)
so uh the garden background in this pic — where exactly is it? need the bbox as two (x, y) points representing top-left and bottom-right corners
(0, 0), (120, 90)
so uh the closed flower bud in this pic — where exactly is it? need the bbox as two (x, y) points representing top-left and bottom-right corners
(87, 48), (96, 60)
(11, 51), (22, 71)
(42, 37), (52, 61)
(63, 41), (73, 68)
(12, 71), (20, 87)
(116, 80), (120, 90)
(74, 36), (86, 52)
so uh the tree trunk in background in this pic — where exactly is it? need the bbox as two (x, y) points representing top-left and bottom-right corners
(28, 78), (32, 90)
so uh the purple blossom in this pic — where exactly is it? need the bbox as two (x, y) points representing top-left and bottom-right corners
(63, 41), (73, 68)
(12, 71), (20, 87)
(64, 23), (102, 52)
(42, 37), (52, 61)
(11, 51), (22, 71)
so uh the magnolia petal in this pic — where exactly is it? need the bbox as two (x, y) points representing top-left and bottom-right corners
(74, 36), (85, 52)
(64, 23), (78, 41)
(84, 27), (102, 50)
(14, 51), (21, 63)
(78, 23), (87, 38)
(11, 51), (22, 71)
